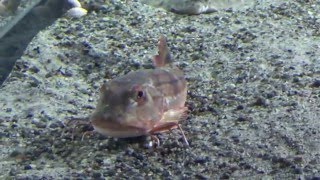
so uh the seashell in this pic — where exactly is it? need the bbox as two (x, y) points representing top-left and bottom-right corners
(66, 7), (87, 18)
(68, 0), (82, 8)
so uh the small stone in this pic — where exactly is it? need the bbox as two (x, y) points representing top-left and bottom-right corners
(310, 79), (320, 88)
(33, 121), (47, 129)
(29, 66), (40, 73)
(92, 172), (102, 178)
(252, 97), (268, 107)
(10, 150), (22, 157)
(309, 177), (320, 180)
(195, 174), (210, 179)
(194, 156), (210, 164)
(11, 123), (18, 128)
(266, 91), (277, 99)
(68, 0), (82, 8)
(24, 165), (32, 170)
(103, 169), (116, 177)
(66, 7), (87, 18)
(9, 167), (19, 176)
(292, 77), (300, 83)
(293, 167), (303, 174)
(236, 105), (244, 110)
(236, 116), (251, 122)
(49, 121), (64, 129)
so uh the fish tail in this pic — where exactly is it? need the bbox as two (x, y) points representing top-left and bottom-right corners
(153, 36), (172, 67)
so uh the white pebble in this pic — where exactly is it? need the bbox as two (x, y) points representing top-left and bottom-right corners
(66, 7), (87, 18)
(68, 0), (82, 8)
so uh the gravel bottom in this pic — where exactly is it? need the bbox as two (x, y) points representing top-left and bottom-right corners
(0, 0), (319, 179)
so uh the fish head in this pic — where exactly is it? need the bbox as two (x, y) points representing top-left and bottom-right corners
(90, 74), (165, 138)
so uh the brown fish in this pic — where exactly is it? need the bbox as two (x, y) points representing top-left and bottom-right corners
(90, 36), (188, 145)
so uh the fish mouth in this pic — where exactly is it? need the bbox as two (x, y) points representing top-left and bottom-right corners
(90, 115), (147, 138)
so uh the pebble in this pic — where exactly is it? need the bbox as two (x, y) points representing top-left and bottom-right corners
(310, 79), (320, 88)
(66, 7), (87, 18)
(24, 164), (33, 170)
(68, 0), (82, 8)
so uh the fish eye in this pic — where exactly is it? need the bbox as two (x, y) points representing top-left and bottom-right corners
(131, 85), (145, 102)
(137, 90), (144, 99)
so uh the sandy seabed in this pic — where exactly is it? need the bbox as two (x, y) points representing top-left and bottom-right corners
(0, 0), (319, 179)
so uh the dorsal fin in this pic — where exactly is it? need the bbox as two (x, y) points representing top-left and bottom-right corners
(153, 36), (172, 67)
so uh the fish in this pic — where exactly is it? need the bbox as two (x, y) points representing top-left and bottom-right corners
(90, 36), (189, 145)
(0, 0), (20, 15)
(142, 0), (252, 15)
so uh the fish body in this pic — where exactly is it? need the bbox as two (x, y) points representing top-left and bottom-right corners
(142, 0), (253, 15)
(90, 36), (188, 141)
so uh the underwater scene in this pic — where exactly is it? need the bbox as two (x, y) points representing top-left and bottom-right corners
(0, 0), (319, 179)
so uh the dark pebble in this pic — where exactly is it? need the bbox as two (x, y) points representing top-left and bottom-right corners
(266, 91), (277, 99)
(10, 150), (22, 157)
(236, 115), (251, 122)
(9, 167), (19, 176)
(310, 79), (320, 88)
(33, 129), (41, 135)
(29, 76), (41, 87)
(272, 157), (292, 167)
(194, 156), (210, 164)
(182, 26), (197, 33)
(252, 97), (268, 107)
(33, 121), (47, 129)
(239, 162), (252, 169)
(220, 173), (230, 179)
(195, 174), (210, 180)
(230, 135), (240, 143)
(60, 69), (73, 77)
(308, 177), (320, 180)
(293, 156), (303, 163)
(26, 111), (34, 118)
(24, 165), (32, 170)
(103, 169), (116, 177)
(95, 158), (103, 165)
(292, 77), (300, 83)
(293, 167), (303, 174)
(236, 105), (244, 110)
(29, 66), (40, 73)
(49, 121), (64, 129)
(213, 140), (222, 146)
(92, 172), (102, 178)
